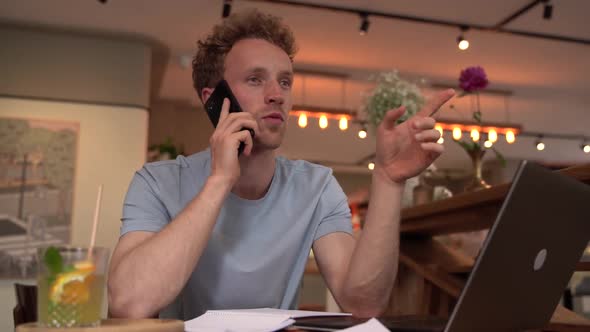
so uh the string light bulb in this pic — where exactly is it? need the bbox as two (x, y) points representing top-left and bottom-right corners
(297, 113), (308, 128)
(488, 129), (498, 143)
(368, 162), (375, 170)
(506, 130), (516, 144)
(581, 143), (590, 154)
(470, 129), (480, 142)
(484, 140), (493, 148)
(435, 125), (444, 144)
(319, 115), (328, 129)
(339, 116), (348, 131)
(452, 127), (462, 140)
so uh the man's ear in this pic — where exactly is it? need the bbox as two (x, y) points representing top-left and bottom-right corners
(201, 87), (214, 104)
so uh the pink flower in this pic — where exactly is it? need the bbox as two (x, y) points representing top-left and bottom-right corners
(459, 66), (489, 92)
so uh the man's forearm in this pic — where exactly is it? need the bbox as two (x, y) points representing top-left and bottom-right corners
(108, 176), (231, 318)
(343, 166), (403, 316)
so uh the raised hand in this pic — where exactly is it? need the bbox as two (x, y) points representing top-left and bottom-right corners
(373, 89), (455, 184)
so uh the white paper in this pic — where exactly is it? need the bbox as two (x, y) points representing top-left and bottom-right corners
(184, 310), (294, 332)
(218, 307), (351, 318)
(339, 318), (389, 332)
(582, 296), (590, 312)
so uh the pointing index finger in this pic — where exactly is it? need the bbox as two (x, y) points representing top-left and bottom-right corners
(422, 89), (455, 117)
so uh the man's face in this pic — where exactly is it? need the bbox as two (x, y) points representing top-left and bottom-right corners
(222, 38), (293, 151)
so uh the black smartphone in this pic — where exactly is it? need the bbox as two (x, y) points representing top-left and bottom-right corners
(204, 80), (254, 155)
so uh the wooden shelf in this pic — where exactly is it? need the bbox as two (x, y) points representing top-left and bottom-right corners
(401, 163), (590, 236)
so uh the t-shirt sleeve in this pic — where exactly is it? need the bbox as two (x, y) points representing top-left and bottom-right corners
(314, 174), (353, 241)
(120, 168), (170, 236)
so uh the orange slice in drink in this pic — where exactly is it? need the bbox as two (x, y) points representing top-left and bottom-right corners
(49, 261), (96, 304)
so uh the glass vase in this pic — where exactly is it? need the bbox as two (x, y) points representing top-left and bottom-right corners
(464, 148), (491, 192)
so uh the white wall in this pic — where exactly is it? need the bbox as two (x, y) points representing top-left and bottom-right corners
(0, 97), (148, 330)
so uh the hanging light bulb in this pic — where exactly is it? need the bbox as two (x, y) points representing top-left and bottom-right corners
(358, 125), (367, 139)
(457, 36), (469, 50)
(452, 127), (462, 140)
(457, 26), (470, 50)
(297, 113), (308, 128)
(434, 124), (443, 135)
(319, 115), (328, 129)
(339, 116), (348, 131)
(488, 129), (498, 143)
(368, 162), (375, 170)
(470, 128), (480, 142)
(435, 125), (444, 144)
(506, 130), (516, 144)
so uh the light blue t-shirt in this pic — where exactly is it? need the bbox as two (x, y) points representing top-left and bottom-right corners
(120, 149), (352, 320)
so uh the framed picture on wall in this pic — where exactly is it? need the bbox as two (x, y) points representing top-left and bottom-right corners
(0, 117), (79, 279)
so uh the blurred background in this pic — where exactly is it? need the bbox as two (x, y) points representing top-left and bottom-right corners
(1, 0), (589, 329)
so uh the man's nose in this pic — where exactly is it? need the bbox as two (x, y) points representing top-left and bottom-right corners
(264, 81), (284, 105)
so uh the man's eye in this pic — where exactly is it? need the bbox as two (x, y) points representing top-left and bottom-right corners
(280, 79), (292, 88)
(248, 77), (262, 84)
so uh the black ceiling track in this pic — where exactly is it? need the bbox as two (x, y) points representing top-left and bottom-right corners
(246, 0), (590, 46)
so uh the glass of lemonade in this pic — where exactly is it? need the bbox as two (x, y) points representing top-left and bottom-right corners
(37, 246), (109, 327)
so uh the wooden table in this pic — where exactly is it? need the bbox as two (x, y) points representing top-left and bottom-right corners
(16, 319), (184, 332)
(387, 163), (590, 331)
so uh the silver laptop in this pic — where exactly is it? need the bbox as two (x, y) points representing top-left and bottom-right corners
(294, 161), (590, 331)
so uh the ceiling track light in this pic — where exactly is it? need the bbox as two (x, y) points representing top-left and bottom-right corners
(246, 0), (588, 46)
(359, 13), (370, 35)
(543, 1), (553, 20)
(457, 26), (470, 50)
(222, 0), (232, 18)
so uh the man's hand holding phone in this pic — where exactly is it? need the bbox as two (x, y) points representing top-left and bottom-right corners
(208, 98), (258, 185)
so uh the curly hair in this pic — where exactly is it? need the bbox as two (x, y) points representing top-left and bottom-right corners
(192, 9), (298, 102)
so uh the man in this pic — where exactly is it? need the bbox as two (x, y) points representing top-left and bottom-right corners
(108, 10), (454, 319)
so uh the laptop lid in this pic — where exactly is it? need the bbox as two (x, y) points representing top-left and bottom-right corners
(445, 161), (590, 332)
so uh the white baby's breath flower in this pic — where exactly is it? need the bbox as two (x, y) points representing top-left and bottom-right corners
(363, 70), (425, 128)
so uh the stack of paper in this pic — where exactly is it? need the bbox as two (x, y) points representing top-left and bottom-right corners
(184, 308), (351, 332)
